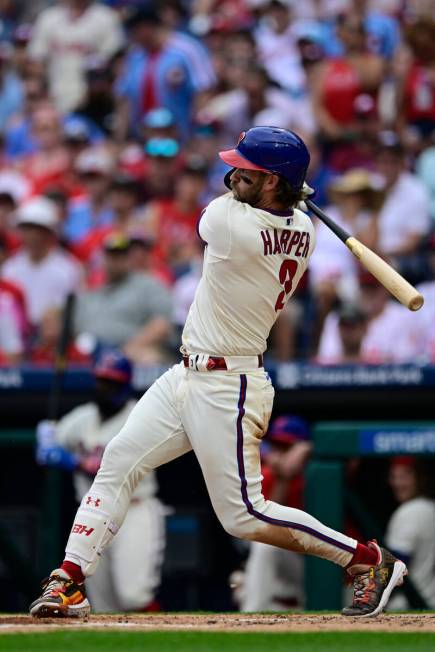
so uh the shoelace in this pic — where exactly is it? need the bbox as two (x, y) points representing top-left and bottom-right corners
(40, 575), (70, 597)
(352, 571), (374, 604)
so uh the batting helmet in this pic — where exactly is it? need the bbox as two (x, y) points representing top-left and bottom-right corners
(94, 349), (132, 384)
(219, 127), (310, 190)
(266, 415), (310, 446)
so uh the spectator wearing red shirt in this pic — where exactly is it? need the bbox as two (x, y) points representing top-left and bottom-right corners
(144, 158), (208, 277)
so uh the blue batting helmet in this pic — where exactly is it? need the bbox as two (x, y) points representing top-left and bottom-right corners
(219, 126), (310, 190)
(94, 349), (132, 384)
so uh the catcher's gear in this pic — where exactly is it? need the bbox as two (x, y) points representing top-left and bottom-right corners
(219, 126), (310, 190)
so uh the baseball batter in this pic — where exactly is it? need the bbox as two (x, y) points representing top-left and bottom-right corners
(30, 127), (407, 618)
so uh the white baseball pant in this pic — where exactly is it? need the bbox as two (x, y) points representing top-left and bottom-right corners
(85, 497), (166, 612)
(64, 360), (357, 575)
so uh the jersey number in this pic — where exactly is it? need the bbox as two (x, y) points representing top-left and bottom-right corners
(274, 260), (298, 311)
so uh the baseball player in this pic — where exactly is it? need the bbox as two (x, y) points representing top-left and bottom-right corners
(35, 350), (165, 612)
(30, 127), (407, 618)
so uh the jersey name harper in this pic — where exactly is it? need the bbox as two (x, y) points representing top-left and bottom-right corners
(261, 228), (311, 258)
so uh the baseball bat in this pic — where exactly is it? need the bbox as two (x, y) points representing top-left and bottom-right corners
(305, 199), (424, 311)
(47, 292), (76, 420)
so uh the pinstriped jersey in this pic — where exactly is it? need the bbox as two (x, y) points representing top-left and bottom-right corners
(182, 193), (315, 356)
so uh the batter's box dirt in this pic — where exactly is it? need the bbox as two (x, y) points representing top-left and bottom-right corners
(1, 613), (435, 633)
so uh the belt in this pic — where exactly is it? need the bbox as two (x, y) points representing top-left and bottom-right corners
(183, 353), (263, 372)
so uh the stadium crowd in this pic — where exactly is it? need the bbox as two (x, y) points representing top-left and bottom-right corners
(0, 0), (435, 367)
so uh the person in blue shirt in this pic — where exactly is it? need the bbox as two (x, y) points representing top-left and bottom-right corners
(115, 5), (215, 141)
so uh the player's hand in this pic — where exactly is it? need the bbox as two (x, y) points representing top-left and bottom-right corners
(78, 451), (103, 477)
(35, 420), (77, 470)
(36, 444), (78, 471)
(298, 182), (315, 212)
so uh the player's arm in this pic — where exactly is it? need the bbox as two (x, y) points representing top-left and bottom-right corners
(197, 195), (232, 258)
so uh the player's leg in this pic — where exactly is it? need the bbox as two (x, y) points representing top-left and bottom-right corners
(30, 364), (191, 617)
(183, 370), (407, 616)
(110, 497), (166, 611)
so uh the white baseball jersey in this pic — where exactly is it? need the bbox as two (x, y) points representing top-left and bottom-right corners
(55, 401), (157, 502)
(386, 497), (435, 608)
(182, 194), (315, 356)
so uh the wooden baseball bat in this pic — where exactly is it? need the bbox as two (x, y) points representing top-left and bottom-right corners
(305, 199), (424, 311)
(47, 292), (76, 420)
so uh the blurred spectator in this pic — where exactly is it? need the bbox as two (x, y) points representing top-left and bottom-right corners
(0, 169), (30, 253)
(73, 233), (172, 364)
(72, 173), (146, 286)
(317, 271), (416, 364)
(141, 137), (181, 201)
(2, 196), (82, 327)
(129, 233), (173, 287)
(28, 0), (124, 112)
(398, 19), (435, 142)
(310, 14), (384, 159)
(385, 457), (435, 609)
(253, 1), (307, 96)
(336, 303), (369, 364)
(416, 138), (435, 221)
(72, 56), (117, 137)
(144, 159), (207, 277)
(0, 227), (26, 364)
(10, 23), (33, 78)
(116, 4), (215, 140)
(232, 415), (312, 611)
(0, 289), (24, 364)
(309, 169), (384, 333)
(63, 147), (115, 244)
(16, 104), (71, 195)
(29, 305), (91, 366)
(0, 42), (24, 133)
(305, 136), (336, 208)
(196, 64), (315, 144)
(374, 132), (430, 277)
(3, 74), (49, 159)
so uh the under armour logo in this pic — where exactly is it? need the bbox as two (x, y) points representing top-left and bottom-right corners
(86, 496), (101, 507)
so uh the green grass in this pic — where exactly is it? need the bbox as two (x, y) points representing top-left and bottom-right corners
(1, 632), (435, 652)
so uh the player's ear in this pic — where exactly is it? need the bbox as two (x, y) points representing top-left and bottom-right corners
(263, 173), (280, 190)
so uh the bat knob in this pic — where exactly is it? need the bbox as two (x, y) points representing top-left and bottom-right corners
(409, 293), (424, 311)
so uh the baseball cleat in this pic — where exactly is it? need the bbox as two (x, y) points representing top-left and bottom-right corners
(342, 541), (407, 617)
(29, 568), (91, 618)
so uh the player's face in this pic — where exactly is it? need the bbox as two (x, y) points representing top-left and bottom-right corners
(229, 168), (267, 206)
(388, 464), (418, 503)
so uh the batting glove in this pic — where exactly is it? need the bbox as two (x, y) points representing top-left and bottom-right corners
(298, 182), (315, 212)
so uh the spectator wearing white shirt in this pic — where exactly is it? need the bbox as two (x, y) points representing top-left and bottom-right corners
(375, 133), (431, 265)
(309, 169), (384, 345)
(196, 65), (315, 145)
(385, 457), (435, 610)
(2, 196), (82, 327)
(28, 0), (124, 113)
(317, 271), (417, 364)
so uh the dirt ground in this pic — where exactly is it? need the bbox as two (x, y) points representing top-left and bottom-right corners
(1, 613), (435, 634)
